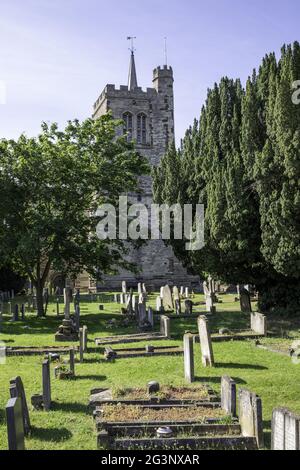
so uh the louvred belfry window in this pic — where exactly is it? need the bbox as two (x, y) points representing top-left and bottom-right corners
(137, 113), (147, 144)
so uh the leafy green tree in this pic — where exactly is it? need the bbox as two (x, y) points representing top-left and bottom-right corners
(0, 115), (149, 316)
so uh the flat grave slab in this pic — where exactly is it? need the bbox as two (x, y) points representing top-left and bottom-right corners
(6, 346), (79, 357)
(95, 332), (168, 346)
(101, 345), (183, 360)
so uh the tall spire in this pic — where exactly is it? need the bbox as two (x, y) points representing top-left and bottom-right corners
(127, 36), (138, 91)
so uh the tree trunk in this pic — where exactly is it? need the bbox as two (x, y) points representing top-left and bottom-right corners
(36, 282), (45, 317)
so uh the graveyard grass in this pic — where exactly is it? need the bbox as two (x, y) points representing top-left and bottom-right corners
(1, 294), (300, 450)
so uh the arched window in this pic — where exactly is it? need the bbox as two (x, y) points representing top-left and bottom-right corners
(137, 113), (147, 145)
(123, 112), (133, 141)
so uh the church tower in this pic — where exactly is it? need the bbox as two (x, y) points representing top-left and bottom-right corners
(91, 50), (199, 290)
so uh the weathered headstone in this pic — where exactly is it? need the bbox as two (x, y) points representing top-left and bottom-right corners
(122, 281), (127, 294)
(239, 389), (263, 449)
(183, 334), (194, 383)
(162, 285), (173, 311)
(42, 358), (51, 411)
(83, 325), (88, 352)
(69, 348), (75, 376)
(138, 302), (147, 325)
(184, 300), (193, 315)
(175, 299), (181, 316)
(205, 294), (216, 314)
(13, 304), (19, 322)
(156, 296), (164, 314)
(221, 376), (236, 417)
(240, 288), (252, 313)
(185, 287), (189, 299)
(160, 316), (171, 338)
(173, 286), (180, 301)
(251, 312), (267, 336)
(148, 307), (154, 328)
(9, 376), (31, 435)
(6, 397), (25, 450)
(138, 283), (143, 295)
(197, 316), (214, 367)
(180, 286), (184, 297)
(79, 328), (84, 363)
(203, 281), (210, 298)
(272, 408), (300, 450)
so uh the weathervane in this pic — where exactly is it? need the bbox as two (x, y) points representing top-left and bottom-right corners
(127, 36), (136, 54)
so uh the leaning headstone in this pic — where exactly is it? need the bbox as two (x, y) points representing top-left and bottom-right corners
(160, 316), (171, 338)
(6, 397), (25, 450)
(272, 408), (300, 450)
(239, 389), (263, 449)
(184, 300), (193, 315)
(42, 358), (51, 411)
(240, 288), (252, 313)
(197, 316), (214, 367)
(221, 376), (236, 417)
(9, 377), (31, 435)
(251, 312), (267, 336)
(183, 334), (194, 383)
(162, 285), (173, 311)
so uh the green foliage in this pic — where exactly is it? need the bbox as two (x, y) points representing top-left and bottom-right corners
(0, 115), (149, 315)
(153, 42), (300, 314)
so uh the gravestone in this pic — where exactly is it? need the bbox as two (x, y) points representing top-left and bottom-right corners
(79, 328), (84, 363)
(184, 300), (193, 315)
(251, 312), (267, 336)
(183, 334), (194, 383)
(74, 304), (80, 332)
(185, 287), (189, 299)
(126, 291), (133, 316)
(240, 288), (252, 313)
(138, 302), (147, 325)
(20, 304), (25, 321)
(142, 283), (147, 295)
(83, 326), (88, 352)
(197, 316), (214, 367)
(175, 299), (181, 316)
(272, 408), (300, 450)
(9, 376), (31, 435)
(162, 285), (173, 311)
(221, 376), (236, 417)
(156, 297), (164, 314)
(206, 294), (216, 314)
(180, 286), (184, 297)
(7, 301), (12, 316)
(147, 308), (154, 328)
(173, 286), (180, 301)
(69, 348), (75, 376)
(160, 316), (171, 339)
(138, 283), (143, 295)
(13, 305), (19, 322)
(203, 281), (210, 298)
(42, 358), (51, 411)
(239, 389), (263, 449)
(148, 381), (160, 394)
(6, 397), (25, 450)
(122, 281), (127, 294)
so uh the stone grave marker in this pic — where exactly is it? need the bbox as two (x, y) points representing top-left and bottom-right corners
(122, 281), (127, 294)
(205, 294), (216, 314)
(240, 288), (252, 313)
(138, 302), (147, 325)
(185, 287), (189, 298)
(79, 328), (84, 363)
(9, 376), (31, 435)
(138, 283), (143, 295)
(6, 397), (25, 450)
(83, 326), (88, 352)
(162, 285), (173, 311)
(272, 408), (300, 450)
(239, 389), (263, 449)
(175, 299), (181, 316)
(13, 304), (19, 322)
(184, 300), (193, 315)
(180, 286), (184, 297)
(183, 334), (194, 383)
(173, 286), (180, 301)
(160, 316), (171, 339)
(42, 358), (51, 411)
(251, 312), (267, 336)
(148, 308), (154, 328)
(197, 316), (214, 367)
(156, 297), (164, 313)
(69, 347), (75, 376)
(221, 376), (236, 417)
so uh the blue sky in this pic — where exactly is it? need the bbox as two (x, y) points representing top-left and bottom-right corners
(0, 0), (299, 143)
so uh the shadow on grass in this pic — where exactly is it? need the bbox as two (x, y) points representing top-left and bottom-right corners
(195, 376), (247, 385)
(31, 426), (72, 442)
(263, 421), (271, 450)
(215, 362), (268, 371)
(51, 402), (88, 414)
(73, 374), (107, 381)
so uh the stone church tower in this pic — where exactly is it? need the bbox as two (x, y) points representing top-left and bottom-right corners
(89, 51), (199, 290)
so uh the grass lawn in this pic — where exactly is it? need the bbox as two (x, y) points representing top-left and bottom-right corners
(0, 293), (300, 450)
